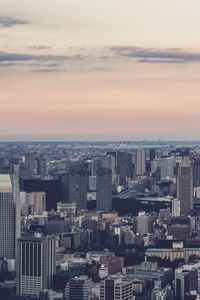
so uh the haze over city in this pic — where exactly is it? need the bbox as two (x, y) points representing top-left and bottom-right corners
(1, 0), (200, 140)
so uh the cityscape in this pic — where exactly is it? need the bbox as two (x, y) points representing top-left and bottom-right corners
(1, 1), (200, 300)
(1, 141), (200, 300)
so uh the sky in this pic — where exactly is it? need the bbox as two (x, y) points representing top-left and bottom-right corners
(1, 0), (200, 140)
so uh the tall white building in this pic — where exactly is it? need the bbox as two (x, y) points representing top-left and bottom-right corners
(16, 235), (56, 298)
(0, 174), (20, 260)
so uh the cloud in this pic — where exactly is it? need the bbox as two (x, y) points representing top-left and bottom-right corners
(0, 51), (69, 62)
(0, 16), (29, 27)
(0, 51), (83, 74)
(28, 45), (51, 50)
(110, 46), (200, 64)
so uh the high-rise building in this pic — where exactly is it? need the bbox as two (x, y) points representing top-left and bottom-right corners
(175, 267), (198, 300)
(177, 161), (193, 215)
(193, 157), (200, 187)
(149, 149), (156, 162)
(136, 149), (146, 176)
(100, 277), (133, 300)
(105, 155), (116, 179)
(69, 164), (87, 210)
(37, 158), (47, 179)
(0, 174), (20, 260)
(116, 152), (132, 185)
(16, 235), (56, 298)
(160, 157), (175, 179)
(64, 275), (94, 300)
(92, 158), (105, 176)
(137, 212), (153, 234)
(25, 152), (35, 178)
(96, 167), (112, 211)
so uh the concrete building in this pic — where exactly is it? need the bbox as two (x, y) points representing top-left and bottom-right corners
(25, 192), (46, 215)
(65, 275), (94, 300)
(175, 266), (198, 300)
(137, 212), (153, 234)
(100, 277), (133, 300)
(16, 235), (56, 298)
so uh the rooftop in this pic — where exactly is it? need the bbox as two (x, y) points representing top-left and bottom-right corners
(0, 174), (12, 192)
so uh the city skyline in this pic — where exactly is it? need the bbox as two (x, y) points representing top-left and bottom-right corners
(1, 0), (200, 140)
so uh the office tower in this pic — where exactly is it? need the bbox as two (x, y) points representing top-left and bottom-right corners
(105, 155), (116, 176)
(25, 192), (46, 215)
(177, 161), (193, 215)
(100, 277), (133, 300)
(193, 157), (200, 187)
(37, 158), (47, 179)
(175, 267), (198, 300)
(53, 173), (69, 203)
(116, 152), (133, 185)
(136, 149), (146, 176)
(160, 157), (175, 178)
(92, 157), (105, 176)
(96, 167), (112, 211)
(25, 152), (35, 177)
(137, 212), (152, 234)
(0, 174), (20, 260)
(69, 164), (87, 210)
(16, 235), (56, 298)
(89, 175), (97, 191)
(149, 149), (156, 162)
(64, 275), (94, 300)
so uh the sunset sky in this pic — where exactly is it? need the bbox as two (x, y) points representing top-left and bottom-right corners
(1, 0), (200, 140)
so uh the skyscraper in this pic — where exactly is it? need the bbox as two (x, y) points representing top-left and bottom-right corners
(69, 163), (87, 210)
(0, 174), (20, 260)
(96, 167), (112, 211)
(91, 157), (105, 176)
(37, 158), (47, 179)
(177, 161), (193, 215)
(193, 157), (200, 187)
(116, 152), (132, 185)
(149, 148), (156, 162)
(136, 149), (146, 176)
(25, 152), (35, 178)
(16, 235), (56, 298)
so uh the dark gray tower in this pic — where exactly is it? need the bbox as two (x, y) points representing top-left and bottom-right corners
(96, 167), (112, 211)
(177, 161), (193, 215)
(37, 158), (47, 179)
(69, 164), (87, 210)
